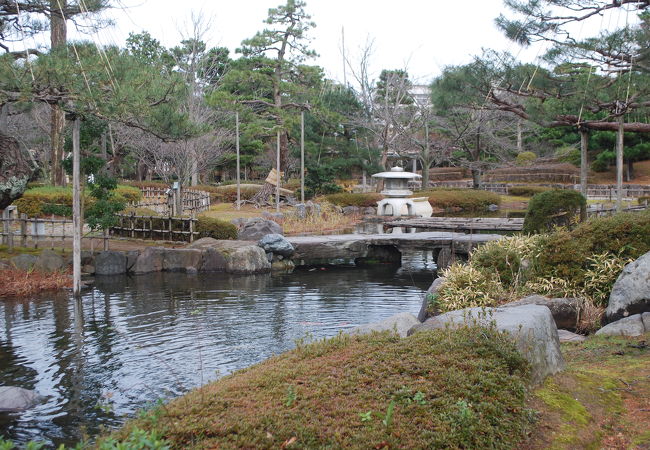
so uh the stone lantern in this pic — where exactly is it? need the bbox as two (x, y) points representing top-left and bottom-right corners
(372, 167), (432, 217)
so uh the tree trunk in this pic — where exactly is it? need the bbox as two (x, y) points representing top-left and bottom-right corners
(616, 114), (624, 212)
(50, 0), (67, 187)
(471, 168), (481, 189)
(0, 104), (7, 133)
(516, 119), (523, 153)
(580, 130), (588, 196)
(626, 159), (634, 182)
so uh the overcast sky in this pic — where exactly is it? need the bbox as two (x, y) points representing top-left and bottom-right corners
(91, 0), (540, 85)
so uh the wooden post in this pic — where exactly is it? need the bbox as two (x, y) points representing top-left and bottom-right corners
(301, 110), (305, 203)
(276, 129), (281, 213)
(580, 129), (588, 197)
(72, 116), (82, 298)
(236, 111), (241, 210)
(20, 214), (27, 247)
(616, 113), (624, 212)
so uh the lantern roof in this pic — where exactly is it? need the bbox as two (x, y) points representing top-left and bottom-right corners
(371, 166), (421, 179)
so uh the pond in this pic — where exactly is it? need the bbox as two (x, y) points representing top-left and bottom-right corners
(0, 254), (434, 446)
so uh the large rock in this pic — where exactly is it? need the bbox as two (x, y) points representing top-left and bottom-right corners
(188, 238), (271, 274)
(557, 329), (586, 343)
(606, 251), (650, 323)
(237, 218), (283, 241)
(33, 249), (65, 272)
(0, 386), (43, 411)
(595, 313), (649, 337)
(163, 249), (203, 272)
(258, 233), (294, 257)
(94, 251), (127, 275)
(409, 305), (565, 384)
(417, 277), (446, 322)
(132, 247), (166, 274)
(350, 312), (420, 338)
(10, 254), (37, 271)
(504, 295), (581, 330)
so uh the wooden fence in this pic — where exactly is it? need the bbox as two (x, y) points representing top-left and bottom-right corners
(134, 187), (211, 215)
(427, 181), (650, 199)
(0, 209), (109, 251)
(109, 213), (199, 243)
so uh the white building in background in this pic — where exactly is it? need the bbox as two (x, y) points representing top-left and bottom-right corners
(409, 84), (431, 107)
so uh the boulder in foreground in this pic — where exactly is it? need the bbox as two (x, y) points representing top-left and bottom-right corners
(409, 304), (565, 384)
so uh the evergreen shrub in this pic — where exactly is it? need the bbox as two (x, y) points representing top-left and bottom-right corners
(515, 151), (537, 165)
(507, 186), (550, 197)
(195, 217), (237, 240)
(420, 188), (501, 211)
(523, 189), (586, 234)
(323, 192), (383, 207)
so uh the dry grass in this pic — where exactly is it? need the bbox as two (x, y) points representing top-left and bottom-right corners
(0, 268), (71, 297)
(274, 203), (361, 235)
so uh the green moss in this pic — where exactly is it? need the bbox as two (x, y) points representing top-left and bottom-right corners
(108, 326), (533, 449)
(535, 379), (591, 425)
(633, 430), (650, 446)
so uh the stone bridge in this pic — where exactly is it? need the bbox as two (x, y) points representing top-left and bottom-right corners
(286, 232), (502, 268)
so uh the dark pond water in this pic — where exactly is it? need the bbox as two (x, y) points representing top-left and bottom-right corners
(0, 255), (434, 446)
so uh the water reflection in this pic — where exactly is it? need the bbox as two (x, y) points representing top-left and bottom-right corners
(0, 258), (432, 446)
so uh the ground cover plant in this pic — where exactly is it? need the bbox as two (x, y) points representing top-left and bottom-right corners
(432, 211), (650, 331)
(418, 188), (501, 211)
(526, 333), (650, 449)
(107, 327), (532, 449)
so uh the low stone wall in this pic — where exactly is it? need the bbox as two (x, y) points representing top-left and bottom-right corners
(0, 239), (274, 276)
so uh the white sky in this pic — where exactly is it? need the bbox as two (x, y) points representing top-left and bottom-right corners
(94, 0), (539, 85)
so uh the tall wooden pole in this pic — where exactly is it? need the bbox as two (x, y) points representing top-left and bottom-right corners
(72, 116), (81, 298)
(236, 111), (241, 210)
(301, 111), (305, 203)
(580, 129), (589, 196)
(616, 113), (624, 212)
(276, 130), (281, 213)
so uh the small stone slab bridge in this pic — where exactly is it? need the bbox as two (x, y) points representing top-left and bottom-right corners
(286, 232), (502, 268)
(384, 217), (525, 233)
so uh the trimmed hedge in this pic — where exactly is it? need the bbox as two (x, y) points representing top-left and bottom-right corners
(523, 189), (586, 234)
(419, 188), (501, 211)
(195, 216), (237, 240)
(322, 192), (384, 207)
(639, 196), (650, 205)
(515, 151), (537, 166)
(507, 185), (550, 197)
(12, 185), (141, 218)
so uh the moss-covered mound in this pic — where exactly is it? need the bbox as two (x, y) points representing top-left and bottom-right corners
(111, 328), (532, 449)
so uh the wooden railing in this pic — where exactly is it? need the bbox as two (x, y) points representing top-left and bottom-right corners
(110, 213), (199, 243)
(0, 210), (109, 251)
(134, 187), (211, 215)
(426, 181), (650, 199)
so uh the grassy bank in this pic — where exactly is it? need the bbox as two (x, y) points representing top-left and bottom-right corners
(528, 333), (650, 449)
(107, 327), (532, 449)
